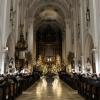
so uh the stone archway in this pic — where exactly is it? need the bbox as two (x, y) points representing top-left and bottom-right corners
(7, 34), (15, 58)
(31, 1), (66, 64)
(84, 33), (96, 73)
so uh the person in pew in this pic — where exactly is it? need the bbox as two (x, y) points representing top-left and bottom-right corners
(96, 74), (100, 81)
(20, 65), (30, 74)
(91, 74), (97, 80)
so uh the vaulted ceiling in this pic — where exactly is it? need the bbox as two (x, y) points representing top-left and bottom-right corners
(23, 0), (75, 19)
(19, 0), (78, 24)
(19, 0), (80, 37)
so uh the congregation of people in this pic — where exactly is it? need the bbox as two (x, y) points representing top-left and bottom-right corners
(59, 58), (100, 100)
(0, 56), (100, 100)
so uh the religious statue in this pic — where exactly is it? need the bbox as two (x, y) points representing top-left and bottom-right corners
(37, 55), (43, 66)
(66, 64), (72, 75)
(8, 57), (16, 75)
(85, 58), (93, 74)
(20, 66), (30, 74)
(56, 55), (61, 66)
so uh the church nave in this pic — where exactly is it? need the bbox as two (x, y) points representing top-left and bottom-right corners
(16, 76), (84, 100)
(1, 0), (100, 100)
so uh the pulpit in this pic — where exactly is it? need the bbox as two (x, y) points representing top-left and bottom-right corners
(15, 24), (28, 71)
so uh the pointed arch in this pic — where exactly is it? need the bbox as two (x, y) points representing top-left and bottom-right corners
(6, 33), (15, 58)
(84, 33), (96, 72)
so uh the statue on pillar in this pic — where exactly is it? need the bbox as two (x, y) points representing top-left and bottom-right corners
(85, 58), (93, 74)
(8, 57), (16, 75)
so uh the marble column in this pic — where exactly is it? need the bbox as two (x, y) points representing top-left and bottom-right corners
(0, 0), (11, 74)
(15, 0), (20, 43)
(80, 0), (85, 73)
(73, 21), (77, 71)
(33, 20), (36, 63)
(92, 0), (100, 74)
(0, 51), (6, 74)
(62, 31), (66, 63)
(65, 20), (72, 64)
(28, 20), (33, 54)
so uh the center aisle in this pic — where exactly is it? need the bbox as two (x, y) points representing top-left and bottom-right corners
(16, 76), (84, 100)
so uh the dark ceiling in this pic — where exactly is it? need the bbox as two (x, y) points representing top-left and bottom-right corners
(36, 22), (62, 43)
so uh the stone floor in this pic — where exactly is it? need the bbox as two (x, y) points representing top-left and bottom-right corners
(16, 76), (85, 100)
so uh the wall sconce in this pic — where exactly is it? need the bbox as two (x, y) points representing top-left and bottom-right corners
(49, 58), (52, 62)
(47, 58), (49, 62)
(3, 46), (8, 51)
(47, 57), (52, 62)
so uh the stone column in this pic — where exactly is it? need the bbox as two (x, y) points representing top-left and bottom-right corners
(73, 21), (77, 71)
(0, 51), (6, 74)
(92, 0), (99, 74)
(2, 0), (11, 47)
(28, 19), (33, 54)
(80, 0), (85, 73)
(0, 0), (11, 74)
(15, 0), (20, 43)
(62, 30), (66, 63)
(33, 20), (36, 63)
(73, 1), (78, 71)
(65, 20), (72, 64)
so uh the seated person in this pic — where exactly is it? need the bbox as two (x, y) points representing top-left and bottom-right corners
(91, 74), (97, 80)
(20, 66), (30, 74)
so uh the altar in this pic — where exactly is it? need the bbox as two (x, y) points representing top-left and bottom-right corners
(35, 54), (61, 76)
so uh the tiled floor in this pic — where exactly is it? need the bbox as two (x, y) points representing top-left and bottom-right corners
(16, 76), (84, 100)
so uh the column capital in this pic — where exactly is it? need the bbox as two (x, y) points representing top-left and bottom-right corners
(0, 46), (8, 53)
